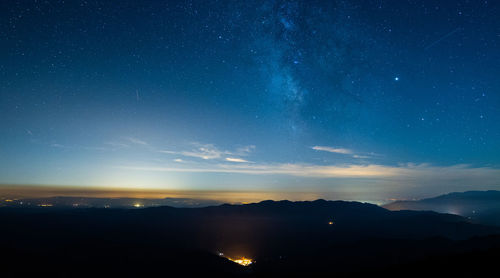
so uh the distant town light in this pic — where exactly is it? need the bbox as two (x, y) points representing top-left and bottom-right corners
(328, 221), (334, 225)
(229, 257), (253, 266)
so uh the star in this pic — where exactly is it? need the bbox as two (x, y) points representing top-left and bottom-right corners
(394, 77), (399, 81)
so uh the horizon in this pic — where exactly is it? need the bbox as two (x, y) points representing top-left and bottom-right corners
(0, 183), (393, 205)
(2, 184), (499, 207)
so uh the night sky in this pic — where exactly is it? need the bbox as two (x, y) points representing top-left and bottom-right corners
(1, 0), (500, 202)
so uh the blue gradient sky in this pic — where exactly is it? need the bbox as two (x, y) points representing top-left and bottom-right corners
(1, 0), (500, 202)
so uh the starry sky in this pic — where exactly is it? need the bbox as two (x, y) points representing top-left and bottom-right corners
(1, 0), (500, 202)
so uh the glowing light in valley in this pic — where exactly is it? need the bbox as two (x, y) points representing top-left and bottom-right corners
(228, 257), (253, 266)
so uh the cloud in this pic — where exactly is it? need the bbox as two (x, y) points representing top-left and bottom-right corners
(312, 146), (352, 154)
(225, 157), (250, 163)
(161, 144), (222, 160)
(126, 137), (148, 145)
(160, 143), (255, 161)
(353, 155), (370, 159)
(116, 163), (398, 178)
(184, 144), (223, 159)
(116, 162), (500, 182)
(112, 161), (500, 200)
(235, 145), (256, 155)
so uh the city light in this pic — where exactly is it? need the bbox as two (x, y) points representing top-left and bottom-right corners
(228, 257), (253, 266)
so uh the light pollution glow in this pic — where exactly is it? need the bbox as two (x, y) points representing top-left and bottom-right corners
(0, 184), (343, 204)
(2, 161), (500, 204)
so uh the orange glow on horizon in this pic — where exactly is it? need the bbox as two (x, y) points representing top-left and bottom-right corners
(0, 184), (332, 204)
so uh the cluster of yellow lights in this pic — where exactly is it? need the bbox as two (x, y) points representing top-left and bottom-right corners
(229, 257), (253, 266)
(133, 203), (143, 208)
(39, 204), (53, 207)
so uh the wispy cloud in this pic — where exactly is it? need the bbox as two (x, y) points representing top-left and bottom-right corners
(235, 145), (256, 155)
(160, 143), (255, 161)
(312, 146), (352, 154)
(184, 144), (223, 159)
(225, 157), (250, 163)
(161, 144), (222, 160)
(116, 163), (397, 178)
(353, 155), (370, 159)
(312, 146), (375, 159)
(116, 162), (500, 182)
(126, 137), (148, 145)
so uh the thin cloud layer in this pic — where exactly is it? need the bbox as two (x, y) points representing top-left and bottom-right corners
(160, 143), (255, 161)
(117, 162), (500, 180)
(126, 137), (148, 145)
(312, 146), (352, 154)
(312, 146), (374, 159)
(225, 157), (250, 163)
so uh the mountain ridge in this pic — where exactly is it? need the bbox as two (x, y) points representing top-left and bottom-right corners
(1, 197), (500, 277)
(384, 190), (500, 226)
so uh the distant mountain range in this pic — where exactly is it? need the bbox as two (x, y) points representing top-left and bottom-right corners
(1, 198), (500, 276)
(383, 190), (500, 226)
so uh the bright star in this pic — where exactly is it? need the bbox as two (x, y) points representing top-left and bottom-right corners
(394, 77), (399, 81)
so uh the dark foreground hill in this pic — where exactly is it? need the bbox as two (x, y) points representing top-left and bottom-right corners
(1, 199), (500, 277)
(384, 190), (500, 226)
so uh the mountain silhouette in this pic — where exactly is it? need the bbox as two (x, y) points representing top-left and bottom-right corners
(1, 199), (500, 277)
(384, 190), (500, 226)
